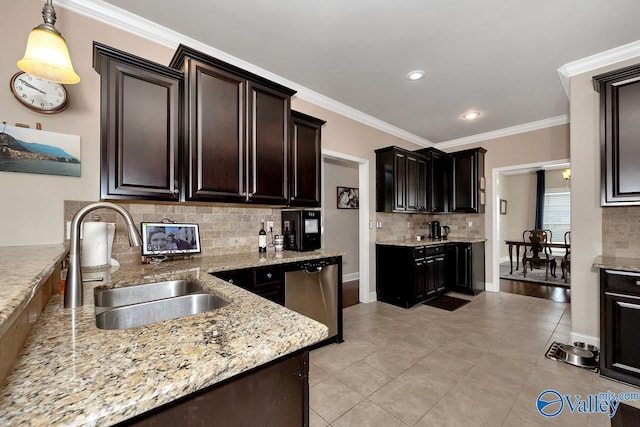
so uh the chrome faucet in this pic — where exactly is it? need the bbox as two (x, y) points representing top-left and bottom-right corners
(64, 202), (142, 308)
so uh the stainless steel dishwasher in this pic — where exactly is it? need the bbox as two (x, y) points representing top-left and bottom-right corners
(284, 257), (343, 346)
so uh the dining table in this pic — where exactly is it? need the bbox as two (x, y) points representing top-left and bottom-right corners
(505, 240), (570, 274)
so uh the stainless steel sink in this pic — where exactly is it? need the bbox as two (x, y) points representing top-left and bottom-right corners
(94, 279), (205, 308)
(96, 293), (228, 330)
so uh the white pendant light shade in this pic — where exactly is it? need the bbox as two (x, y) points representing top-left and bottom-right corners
(17, 0), (80, 84)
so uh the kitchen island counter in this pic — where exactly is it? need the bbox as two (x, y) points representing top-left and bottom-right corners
(0, 249), (336, 426)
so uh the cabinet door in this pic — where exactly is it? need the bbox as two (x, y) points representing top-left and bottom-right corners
(247, 81), (290, 204)
(414, 259), (427, 302)
(450, 151), (476, 213)
(434, 256), (447, 293)
(595, 65), (640, 205)
(602, 292), (640, 385)
(425, 258), (437, 296)
(394, 151), (407, 211)
(406, 155), (427, 211)
(430, 150), (448, 212)
(290, 111), (324, 207)
(95, 46), (182, 201)
(185, 59), (246, 202)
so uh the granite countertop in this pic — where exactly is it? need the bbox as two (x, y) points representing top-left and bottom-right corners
(593, 255), (640, 273)
(0, 244), (68, 338)
(0, 247), (338, 426)
(377, 237), (486, 247)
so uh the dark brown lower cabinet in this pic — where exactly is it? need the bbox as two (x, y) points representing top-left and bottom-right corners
(376, 244), (447, 308)
(600, 269), (640, 387)
(120, 350), (309, 426)
(446, 242), (485, 295)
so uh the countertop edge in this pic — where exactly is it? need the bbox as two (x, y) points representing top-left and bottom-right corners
(593, 255), (640, 273)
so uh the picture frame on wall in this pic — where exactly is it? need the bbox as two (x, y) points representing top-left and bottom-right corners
(500, 199), (508, 215)
(337, 186), (359, 209)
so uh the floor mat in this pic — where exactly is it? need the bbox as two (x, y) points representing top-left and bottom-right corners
(423, 295), (471, 311)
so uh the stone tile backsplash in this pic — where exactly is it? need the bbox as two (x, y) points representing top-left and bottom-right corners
(602, 206), (640, 258)
(64, 201), (282, 264)
(376, 212), (485, 242)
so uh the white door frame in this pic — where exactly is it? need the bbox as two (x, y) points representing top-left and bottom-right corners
(322, 149), (371, 303)
(491, 158), (570, 292)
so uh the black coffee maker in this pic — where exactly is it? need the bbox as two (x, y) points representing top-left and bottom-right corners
(429, 221), (441, 239)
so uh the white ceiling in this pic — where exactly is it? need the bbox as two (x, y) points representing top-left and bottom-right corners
(68, 0), (640, 146)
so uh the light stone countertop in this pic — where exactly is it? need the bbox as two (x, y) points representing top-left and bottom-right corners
(0, 247), (339, 426)
(593, 255), (640, 273)
(376, 237), (487, 247)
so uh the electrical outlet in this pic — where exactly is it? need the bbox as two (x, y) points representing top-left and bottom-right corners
(266, 221), (274, 231)
(407, 221), (411, 228)
(376, 221), (383, 229)
(369, 220), (373, 229)
(468, 221), (473, 228)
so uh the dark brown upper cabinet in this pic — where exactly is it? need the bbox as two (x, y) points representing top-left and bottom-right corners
(375, 146), (427, 212)
(170, 45), (296, 205)
(449, 148), (486, 213)
(93, 42), (183, 201)
(416, 147), (449, 213)
(594, 63), (640, 206)
(290, 111), (326, 207)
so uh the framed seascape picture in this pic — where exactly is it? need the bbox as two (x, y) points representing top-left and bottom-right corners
(141, 222), (201, 256)
(337, 186), (359, 209)
(0, 124), (81, 177)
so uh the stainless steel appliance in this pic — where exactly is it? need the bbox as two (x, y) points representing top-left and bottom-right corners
(284, 257), (342, 345)
(429, 221), (450, 240)
(282, 210), (321, 251)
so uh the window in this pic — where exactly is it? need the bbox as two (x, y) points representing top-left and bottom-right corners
(543, 190), (570, 243)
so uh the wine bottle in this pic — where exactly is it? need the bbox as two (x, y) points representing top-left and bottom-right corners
(258, 220), (267, 252)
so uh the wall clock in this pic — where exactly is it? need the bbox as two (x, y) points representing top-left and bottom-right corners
(9, 71), (69, 114)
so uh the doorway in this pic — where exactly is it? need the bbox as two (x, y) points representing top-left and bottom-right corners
(492, 159), (571, 300)
(322, 149), (370, 305)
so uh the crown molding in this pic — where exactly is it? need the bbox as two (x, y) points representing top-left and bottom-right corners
(56, 0), (433, 148)
(557, 39), (640, 97)
(437, 115), (569, 149)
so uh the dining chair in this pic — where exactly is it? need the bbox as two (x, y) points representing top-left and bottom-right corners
(561, 231), (571, 283)
(522, 229), (556, 281)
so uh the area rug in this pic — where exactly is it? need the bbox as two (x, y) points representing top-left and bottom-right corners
(423, 295), (471, 311)
(499, 261), (569, 287)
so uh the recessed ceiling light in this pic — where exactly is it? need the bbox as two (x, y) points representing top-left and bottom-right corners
(462, 111), (481, 120)
(406, 70), (426, 81)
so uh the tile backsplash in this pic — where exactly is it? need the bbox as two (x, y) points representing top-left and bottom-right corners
(602, 206), (640, 258)
(64, 201), (281, 264)
(376, 212), (485, 242)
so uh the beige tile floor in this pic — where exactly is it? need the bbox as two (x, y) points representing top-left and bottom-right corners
(309, 291), (640, 426)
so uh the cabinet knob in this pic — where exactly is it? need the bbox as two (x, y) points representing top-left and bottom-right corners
(228, 279), (234, 284)
(266, 273), (273, 279)
(636, 281), (640, 286)
(248, 193), (254, 198)
(173, 188), (179, 194)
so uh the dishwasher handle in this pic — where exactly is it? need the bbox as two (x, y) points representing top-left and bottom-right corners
(305, 266), (322, 274)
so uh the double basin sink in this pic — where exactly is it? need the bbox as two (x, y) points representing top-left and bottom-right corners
(94, 279), (228, 330)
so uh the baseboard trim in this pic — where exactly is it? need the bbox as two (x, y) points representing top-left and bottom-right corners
(570, 332), (600, 349)
(343, 273), (359, 283)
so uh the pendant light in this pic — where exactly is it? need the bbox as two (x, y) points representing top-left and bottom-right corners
(17, 0), (80, 84)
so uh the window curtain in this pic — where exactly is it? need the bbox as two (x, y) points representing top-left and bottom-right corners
(535, 170), (545, 229)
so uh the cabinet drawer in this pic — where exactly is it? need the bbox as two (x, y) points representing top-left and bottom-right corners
(425, 245), (446, 257)
(603, 270), (640, 295)
(253, 268), (283, 288)
(413, 246), (426, 259)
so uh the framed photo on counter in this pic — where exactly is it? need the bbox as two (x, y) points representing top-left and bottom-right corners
(141, 222), (201, 256)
